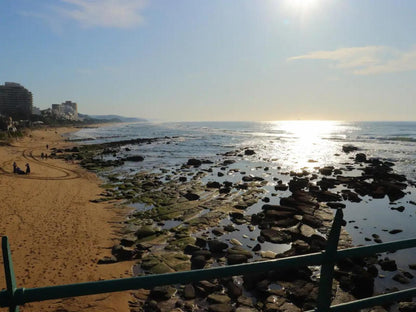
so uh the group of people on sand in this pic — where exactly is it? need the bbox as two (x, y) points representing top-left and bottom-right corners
(13, 162), (30, 175)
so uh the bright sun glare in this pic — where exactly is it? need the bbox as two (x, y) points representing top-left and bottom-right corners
(269, 120), (340, 171)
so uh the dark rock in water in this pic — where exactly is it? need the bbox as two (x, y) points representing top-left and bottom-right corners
(150, 285), (177, 301)
(179, 176), (187, 182)
(319, 166), (334, 176)
(187, 158), (202, 167)
(342, 145), (359, 153)
(244, 149), (256, 156)
(183, 284), (196, 299)
(274, 183), (288, 191)
(218, 172), (224, 177)
(207, 181), (221, 188)
(111, 245), (135, 260)
(379, 258), (397, 271)
(391, 206), (405, 212)
(288, 177), (309, 192)
(393, 273), (410, 284)
(190, 255), (207, 269)
(285, 279), (318, 307)
(124, 155), (144, 162)
(409, 264), (416, 270)
(242, 175), (264, 182)
(315, 190), (342, 202)
(195, 237), (207, 248)
(355, 153), (367, 162)
(184, 244), (201, 255)
(341, 190), (362, 202)
(219, 187), (231, 194)
(389, 229), (403, 234)
(351, 269), (374, 298)
(192, 249), (212, 260)
(208, 303), (233, 312)
(226, 253), (248, 265)
(252, 244), (261, 252)
(98, 256), (117, 264)
(223, 159), (236, 165)
(260, 229), (292, 244)
(327, 202), (346, 209)
(184, 192), (200, 201)
(208, 240), (229, 253)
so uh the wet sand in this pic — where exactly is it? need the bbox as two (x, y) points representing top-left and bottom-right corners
(0, 126), (133, 312)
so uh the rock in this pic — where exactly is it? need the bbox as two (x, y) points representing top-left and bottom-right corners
(319, 166), (334, 175)
(260, 229), (292, 244)
(252, 244), (261, 252)
(409, 263), (416, 270)
(244, 149), (256, 155)
(342, 145), (358, 153)
(399, 302), (416, 312)
(207, 181), (221, 188)
(393, 273), (410, 284)
(208, 294), (232, 304)
(184, 192), (200, 201)
(136, 225), (161, 239)
(315, 190), (342, 202)
(195, 237), (207, 248)
(150, 285), (177, 301)
(230, 238), (243, 246)
(288, 177), (309, 192)
(125, 155), (144, 162)
(190, 255), (207, 269)
(327, 202), (346, 209)
(227, 246), (253, 258)
(391, 206), (405, 212)
(208, 240), (229, 253)
(187, 158), (202, 167)
(183, 284), (196, 299)
(97, 256), (117, 264)
(111, 245), (135, 260)
(227, 253), (249, 265)
(389, 229), (403, 234)
(225, 277), (243, 298)
(208, 304), (233, 312)
(184, 244), (201, 255)
(355, 153), (367, 162)
(260, 250), (277, 259)
(378, 258), (397, 271)
(300, 224), (315, 238)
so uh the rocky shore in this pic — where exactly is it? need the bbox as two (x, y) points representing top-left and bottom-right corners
(55, 139), (416, 312)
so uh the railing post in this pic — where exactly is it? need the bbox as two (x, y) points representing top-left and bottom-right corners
(2, 236), (19, 312)
(315, 208), (344, 312)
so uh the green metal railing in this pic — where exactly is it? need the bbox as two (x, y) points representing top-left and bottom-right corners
(1, 209), (416, 312)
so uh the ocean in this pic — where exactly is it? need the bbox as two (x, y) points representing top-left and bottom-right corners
(70, 120), (416, 294)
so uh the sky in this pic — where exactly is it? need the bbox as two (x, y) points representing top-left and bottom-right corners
(1, 0), (416, 121)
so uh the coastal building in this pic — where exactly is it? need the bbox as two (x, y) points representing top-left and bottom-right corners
(0, 82), (33, 120)
(51, 100), (79, 120)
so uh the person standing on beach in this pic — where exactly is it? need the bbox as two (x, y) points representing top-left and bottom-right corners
(25, 163), (30, 174)
(13, 162), (17, 173)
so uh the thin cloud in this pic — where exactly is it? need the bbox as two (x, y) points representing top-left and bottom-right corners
(22, 0), (148, 29)
(288, 46), (416, 75)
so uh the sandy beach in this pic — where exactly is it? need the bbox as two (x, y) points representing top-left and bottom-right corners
(0, 126), (133, 312)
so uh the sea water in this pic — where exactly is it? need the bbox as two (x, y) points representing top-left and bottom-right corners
(71, 120), (416, 293)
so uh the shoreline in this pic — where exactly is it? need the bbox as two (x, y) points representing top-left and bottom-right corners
(0, 125), (133, 312)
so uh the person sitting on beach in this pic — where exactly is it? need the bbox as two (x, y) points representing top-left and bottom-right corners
(41, 152), (44, 159)
(25, 163), (30, 174)
(13, 162), (17, 173)
(16, 167), (25, 175)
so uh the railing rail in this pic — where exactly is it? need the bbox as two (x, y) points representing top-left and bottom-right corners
(1, 209), (416, 312)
